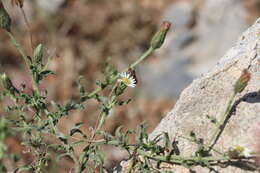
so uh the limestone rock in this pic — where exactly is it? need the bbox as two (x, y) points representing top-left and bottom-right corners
(149, 18), (260, 173)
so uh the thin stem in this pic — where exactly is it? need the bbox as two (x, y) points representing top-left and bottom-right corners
(71, 153), (81, 173)
(207, 91), (236, 151)
(20, 7), (34, 52)
(7, 31), (39, 93)
(136, 148), (230, 165)
(7, 31), (29, 66)
(129, 47), (154, 69)
(90, 83), (118, 140)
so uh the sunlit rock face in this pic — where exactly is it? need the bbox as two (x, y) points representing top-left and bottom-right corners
(149, 18), (260, 173)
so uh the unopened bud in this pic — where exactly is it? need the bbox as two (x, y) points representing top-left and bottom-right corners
(234, 69), (250, 94)
(0, 1), (12, 32)
(1, 73), (13, 90)
(150, 21), (171, 50)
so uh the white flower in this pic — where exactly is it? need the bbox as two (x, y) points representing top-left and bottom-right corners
(118, 72), (136, 88)
(233, 145), (253, 158)
(242, 147), (253, 157)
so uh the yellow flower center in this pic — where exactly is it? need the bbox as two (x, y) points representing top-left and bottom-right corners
(122, 78), (131, 85)
(235, 145), (244, 153)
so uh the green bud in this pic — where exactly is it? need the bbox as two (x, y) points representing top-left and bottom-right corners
(114, 83), (127, 96)
(1, 73), (13, 90)
(234, 69), (250, 94)
(0, 73), (19, 95)
(150, 21), (171, 50)
(0, 2), (11, 32)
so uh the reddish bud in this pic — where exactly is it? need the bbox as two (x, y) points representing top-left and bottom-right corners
(234, 69), (251, 94)
(161, 21), (171, 32)
(150, 21), (172, 50)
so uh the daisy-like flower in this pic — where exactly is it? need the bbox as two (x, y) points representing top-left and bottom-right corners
(232, 145), (253, 158)
(118, 72), (136, 88)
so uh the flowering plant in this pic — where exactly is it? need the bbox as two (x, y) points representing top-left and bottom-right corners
(0, 1), (258, 172)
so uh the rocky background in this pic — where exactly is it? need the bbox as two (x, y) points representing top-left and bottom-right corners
(0, 0), (259, 172)
(149, 17), (260, 173)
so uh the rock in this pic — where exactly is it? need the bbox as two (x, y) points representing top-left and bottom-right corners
(185, 0), (249, 76)
(139, 0), (250, 98)
(149, 17), (260, 173)
(139, 1), (194, 98)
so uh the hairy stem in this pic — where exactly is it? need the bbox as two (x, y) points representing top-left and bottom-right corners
(7, 31), (39, 93)
(20, 8), (34, 52)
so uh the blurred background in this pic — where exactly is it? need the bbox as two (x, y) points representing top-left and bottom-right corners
(0, 0), (259, 172)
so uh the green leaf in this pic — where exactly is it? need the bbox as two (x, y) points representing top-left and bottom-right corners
(136, 122), (148, 144)
(34, 44), (44, 65)
(96, 80), (107, 89)
(163, 132), (170, 149)
(115, 126), (123, 138)
(69, 122), (84, 136)
(58, 134), (68, 144)
(116, 99), (132, 106)
(40, 70), (55, 76)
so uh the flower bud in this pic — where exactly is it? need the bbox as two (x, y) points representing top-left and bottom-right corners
(1, 73), (13, 90)
(234, 69), (250, 94)
(0, 1), (12, 32)
(150, 21), (171, 50)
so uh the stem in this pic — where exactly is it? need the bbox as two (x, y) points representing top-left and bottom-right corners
(20, 7), (34, 52)
(86, 47), (154, 98)
(7, 32), (29, 66)
(91, 95), (116, 139)
(77, 137), (232, 165)
(136, 148), (230, 165)
(129, 47), (154, 69)
(207, 91), (236, 151)
(72, 153), (81, 173)
(7, 31), (39, 93)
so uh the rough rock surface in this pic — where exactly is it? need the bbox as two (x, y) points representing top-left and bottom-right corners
(139, 0), (250, 98)
(148, 18), (260, 172)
